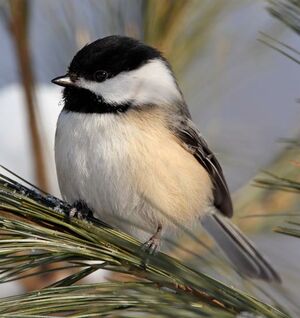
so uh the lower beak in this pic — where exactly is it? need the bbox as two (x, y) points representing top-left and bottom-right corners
(51, 74), (75, 87)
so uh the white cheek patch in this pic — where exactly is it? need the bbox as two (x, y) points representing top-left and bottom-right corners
(78, 59), (182, 106)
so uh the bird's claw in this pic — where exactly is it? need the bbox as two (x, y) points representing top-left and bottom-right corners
(66, 200), (93, 221)
(141, 236), (160, 256)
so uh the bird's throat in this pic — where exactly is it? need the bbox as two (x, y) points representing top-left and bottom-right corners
(63, 87), (130, 114)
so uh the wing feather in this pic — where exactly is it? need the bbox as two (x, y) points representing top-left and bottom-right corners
(172, 118), (233, 218)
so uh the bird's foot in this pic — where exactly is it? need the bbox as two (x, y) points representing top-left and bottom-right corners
(141, 224), (162, 256)
(67, 200), (93, 221)
(141, 235), (161, 255)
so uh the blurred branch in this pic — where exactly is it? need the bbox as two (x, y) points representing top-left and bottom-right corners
(258, 32), (300, 64)
(233, 3), (300, 230)
(233, 143), (300, 232)
(253, 153), (300, 237)
(9, 0), (48, 191)
(267, 0), (300, 34)
(278, 138), (300, 148)
(275, 220), (300, 238)
(142, 1), (230, 75)
(255, 171), (300, 193)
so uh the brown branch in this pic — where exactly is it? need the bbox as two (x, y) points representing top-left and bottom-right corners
(9, 0), (48, 191)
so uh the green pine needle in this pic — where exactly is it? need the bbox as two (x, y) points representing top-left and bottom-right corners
(0, 168), (288, 317)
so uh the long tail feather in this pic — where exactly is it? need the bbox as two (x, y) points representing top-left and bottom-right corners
(201, 212), (281, 282)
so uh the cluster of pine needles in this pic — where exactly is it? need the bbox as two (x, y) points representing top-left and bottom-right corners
(0, 166), (290, 317)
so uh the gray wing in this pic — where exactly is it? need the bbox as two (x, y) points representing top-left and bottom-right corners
(170, 118), (281, 282)
(172, 118), (233, 218)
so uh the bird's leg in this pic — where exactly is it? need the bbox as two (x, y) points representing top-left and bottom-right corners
(142, 224), (162, 255)
(68, 200), (93, 220)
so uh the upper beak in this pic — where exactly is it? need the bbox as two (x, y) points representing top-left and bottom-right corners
(51, 74), (75, 87)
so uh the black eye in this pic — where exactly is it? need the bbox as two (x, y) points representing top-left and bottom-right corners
(94, 70), (108, 82)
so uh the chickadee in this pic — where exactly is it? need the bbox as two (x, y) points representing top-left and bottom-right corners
(52, 35), (280, 282)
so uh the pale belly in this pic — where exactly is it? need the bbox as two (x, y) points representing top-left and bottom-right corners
(55, 110), (213, 241)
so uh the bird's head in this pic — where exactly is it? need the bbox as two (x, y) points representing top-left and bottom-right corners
(52, 35), (183, 114)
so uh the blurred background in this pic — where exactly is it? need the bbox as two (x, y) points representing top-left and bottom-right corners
(1, 0), (300, 316)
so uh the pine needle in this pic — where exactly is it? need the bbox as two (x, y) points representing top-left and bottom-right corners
(0, 168), (288, 317)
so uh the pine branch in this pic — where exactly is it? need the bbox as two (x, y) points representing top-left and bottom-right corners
(255, 171), (300, 193)
(0, 167), (288, 317)
(255, 170), (300, 241)
(258, 32), (300, 64)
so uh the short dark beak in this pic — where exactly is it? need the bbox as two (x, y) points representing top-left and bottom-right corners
(51, 74), (75, 87)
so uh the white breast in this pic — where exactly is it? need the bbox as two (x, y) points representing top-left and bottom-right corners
(55, 111), (139, 232)
(55, 110), (213, 241)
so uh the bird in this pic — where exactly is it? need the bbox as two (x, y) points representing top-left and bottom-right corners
(52, 35), (280, 282)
